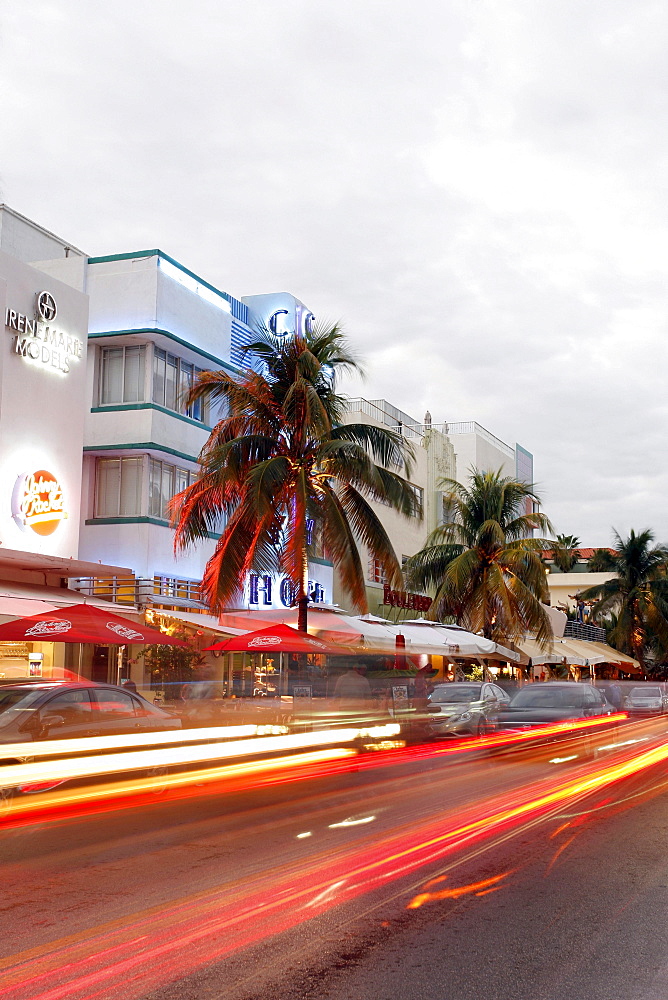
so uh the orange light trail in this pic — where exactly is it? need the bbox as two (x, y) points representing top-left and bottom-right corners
(0, 712), (633, 830)
(407, 871), (513, 909)
(2, 731), (667, 1000)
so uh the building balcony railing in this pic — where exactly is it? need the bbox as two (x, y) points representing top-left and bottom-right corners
(72, 574), (207, 610)
(563, 620), (607, 643)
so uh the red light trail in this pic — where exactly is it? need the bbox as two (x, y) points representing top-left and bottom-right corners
(0, 726), (666, 1000)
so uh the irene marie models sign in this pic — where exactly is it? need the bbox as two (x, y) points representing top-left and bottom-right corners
(5, 291), (83, 375)
(12, 470), (68, 536)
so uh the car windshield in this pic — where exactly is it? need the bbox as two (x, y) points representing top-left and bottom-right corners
(431, 685), (481, 703)
(631, 687), (661, 697)
(510, 687), (583, 709)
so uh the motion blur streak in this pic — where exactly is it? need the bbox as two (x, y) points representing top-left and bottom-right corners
(0, 748), (357, 826)
(0, 714), (633, 831)
(3, 736), (668, 1000)
(407, 871), (513, 909)
(0, 710), (625, 766)
(545, 833), (578, 873)
(0, 726), (400, 791)
(0, 723), (289, 759)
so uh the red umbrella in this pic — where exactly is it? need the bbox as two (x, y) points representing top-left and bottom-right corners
(0, 603), (187, 646)
(204, 623), (346, 654)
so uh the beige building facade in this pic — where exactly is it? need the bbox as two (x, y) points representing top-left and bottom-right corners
(333, 398), (457, 620)
(546, 572), (614, 616)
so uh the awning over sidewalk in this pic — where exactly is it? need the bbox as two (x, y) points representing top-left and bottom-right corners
(514, 636), (641, 673)
(217, 608), (519, 660)
(387, 620), (520, 661)
(564, 639), (641, 673)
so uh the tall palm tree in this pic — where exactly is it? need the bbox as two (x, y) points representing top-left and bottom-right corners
(580, 529), (668, 671)
(170, 325), (419, 629)
(405, 469), (554, 646)
(550, 533), (581, 573)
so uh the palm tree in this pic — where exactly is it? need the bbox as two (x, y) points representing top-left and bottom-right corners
(580, 529), (668, 672)
(405, 469), (554, 646)
(587, 548), (616, 572)
(550, 534), (581, 573)
(170, 325), (419, 630)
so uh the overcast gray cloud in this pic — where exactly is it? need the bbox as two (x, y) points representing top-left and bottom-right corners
(2, 0), (667, 545)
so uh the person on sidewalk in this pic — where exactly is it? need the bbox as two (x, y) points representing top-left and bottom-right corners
(334, 663), (372, 701)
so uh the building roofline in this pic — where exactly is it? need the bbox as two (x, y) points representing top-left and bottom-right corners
(0, 204), (87, 257)
(87, 248), (237, 306)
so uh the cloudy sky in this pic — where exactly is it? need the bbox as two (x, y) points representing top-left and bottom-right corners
(2, 0), (666, 545)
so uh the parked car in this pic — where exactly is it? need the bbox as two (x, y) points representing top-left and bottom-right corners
(425, 682), (512, 738)
(492, 682), (616, 740)
(0, 681), (183, 811)
(0, 681), (182, 750)
(624, 685), (668, 716)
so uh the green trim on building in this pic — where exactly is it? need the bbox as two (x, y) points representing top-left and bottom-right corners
(308, 556), (334, 568)
(86, 248), (237, 308)
(84, 442), (199, 464)
(88, 328), (238, 372)
(84, 515), (219, 540)
(90, 402), (213, 432)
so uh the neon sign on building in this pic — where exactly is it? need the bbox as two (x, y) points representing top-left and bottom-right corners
(12, 470), (68, 536)
(5, 292), (83, 375)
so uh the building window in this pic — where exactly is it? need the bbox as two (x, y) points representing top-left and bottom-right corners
(94, 456), (197, 520)
(152, 348), (208, 423)
(408, 484), (424, 518)
(95, 458), (143, 517)
(99, 346), (146, 404)
(149, 459), (196, 519)
(368, 557), (386, 584)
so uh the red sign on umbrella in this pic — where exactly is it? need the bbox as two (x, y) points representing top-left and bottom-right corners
(0, 603), (188, 646)
(204, 623), (346, 654)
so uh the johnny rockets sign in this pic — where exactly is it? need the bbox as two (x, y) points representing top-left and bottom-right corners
(12, 470), (68, 536)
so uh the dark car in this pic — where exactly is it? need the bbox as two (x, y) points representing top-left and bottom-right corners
(426, 682), (512, 738)
(0, 682), (181, 749)
(0, 682), (182, 811)
(493, 682), (615, 739)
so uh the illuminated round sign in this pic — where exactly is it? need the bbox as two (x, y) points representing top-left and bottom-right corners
(36, 291), (57, 322)
(12, 470), (67, 536)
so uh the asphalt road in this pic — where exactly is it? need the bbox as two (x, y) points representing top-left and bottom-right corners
(1, 717), (667, 1000)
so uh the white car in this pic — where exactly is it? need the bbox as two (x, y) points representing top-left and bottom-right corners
(624, 685), (667, 716)
(426, 682), (512, 738)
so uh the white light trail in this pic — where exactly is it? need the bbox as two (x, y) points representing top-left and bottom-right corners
(329, 815), (377, 828)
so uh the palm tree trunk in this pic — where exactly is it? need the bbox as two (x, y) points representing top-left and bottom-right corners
(297, 547), (309, 633)
(297, 595), (308, 632)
